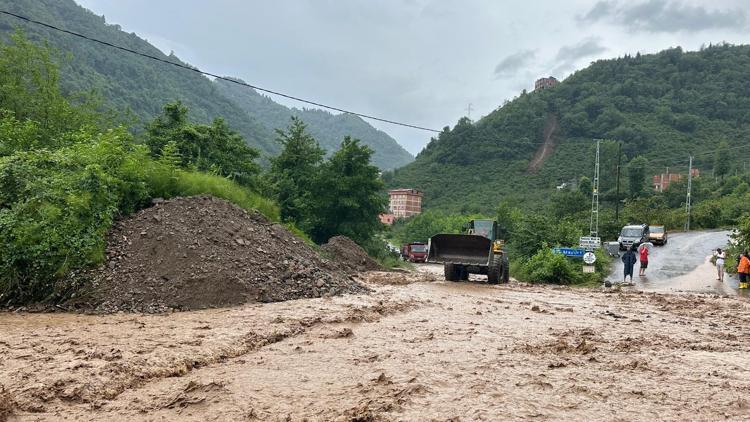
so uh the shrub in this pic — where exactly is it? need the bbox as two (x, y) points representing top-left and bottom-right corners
(145, 168), (279, 222)
(0, 129), (279, 305)
(0, 129), (150, 304)
(519, 246), (582, 284)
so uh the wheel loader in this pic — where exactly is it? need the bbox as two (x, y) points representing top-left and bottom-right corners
(426, 219), (509, 283)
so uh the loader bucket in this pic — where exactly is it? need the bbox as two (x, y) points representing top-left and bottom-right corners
(427, 234), (492, 266)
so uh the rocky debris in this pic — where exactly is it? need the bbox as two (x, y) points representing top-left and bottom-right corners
(77, 196), (368, 313)
(321, 236), (382, 275)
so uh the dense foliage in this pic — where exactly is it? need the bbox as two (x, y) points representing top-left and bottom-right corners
(269, 119), (387, 244)
(268, 117), (325, 225)
(0, 33), (276, 304)
(389, 43), (750, 214)
(384, 43), (750, 283)
(0, 0), (412, 168)
(145, 101), (260, 187)
(213, 79), (413, 169)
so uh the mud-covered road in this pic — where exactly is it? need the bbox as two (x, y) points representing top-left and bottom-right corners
(3, 270), (750, 421)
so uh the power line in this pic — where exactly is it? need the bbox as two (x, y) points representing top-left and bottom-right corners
(6, 6), (740, 170)
(0, 10), (441, 133)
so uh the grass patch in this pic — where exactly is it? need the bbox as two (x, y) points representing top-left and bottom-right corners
(146, 167), (280, 222)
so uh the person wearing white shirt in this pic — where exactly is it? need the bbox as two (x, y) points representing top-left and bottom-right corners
(715, 248), (726, 282)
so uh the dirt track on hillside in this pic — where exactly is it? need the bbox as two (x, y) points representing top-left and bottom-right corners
(3, 271), (750, 421)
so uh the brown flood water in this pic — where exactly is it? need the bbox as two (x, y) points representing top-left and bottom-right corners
(2, 270), (750, 421)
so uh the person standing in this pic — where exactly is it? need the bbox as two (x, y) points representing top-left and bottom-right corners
(638, 244), (649, 276)
(622, 246), (637, 282)
(737, 251), (750, 289)
(715, 248), (726, 282)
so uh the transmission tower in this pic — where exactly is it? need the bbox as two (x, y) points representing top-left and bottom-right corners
(589, 140), (600, 237)
(685, 155), (693, 231)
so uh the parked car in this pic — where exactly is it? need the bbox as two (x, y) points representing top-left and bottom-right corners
(618, 224), (649, 250)
(648, 225), (668, 245)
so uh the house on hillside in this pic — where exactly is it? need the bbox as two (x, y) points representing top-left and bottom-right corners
(379, 213), (396, 226)
(653, 168), (700, 192)
(534, 76), (558, 91)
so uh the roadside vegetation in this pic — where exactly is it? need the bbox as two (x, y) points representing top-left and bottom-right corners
(0, 32), (388, 305)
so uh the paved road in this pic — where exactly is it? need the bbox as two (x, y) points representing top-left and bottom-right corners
(607, 230), (742, 295)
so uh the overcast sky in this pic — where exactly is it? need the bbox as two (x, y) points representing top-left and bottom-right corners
(74, 0), (749, 155)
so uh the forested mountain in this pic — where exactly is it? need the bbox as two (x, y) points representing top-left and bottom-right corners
(389, 44), (750, 212)
(0, 0), (413, 169)
(213, 79), (413, 169)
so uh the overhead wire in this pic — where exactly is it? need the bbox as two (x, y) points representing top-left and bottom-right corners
(0, 9), (441, 133)
(1, 10), (744, 168)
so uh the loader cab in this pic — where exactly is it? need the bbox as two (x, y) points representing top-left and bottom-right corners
(464, 219), (497, 241)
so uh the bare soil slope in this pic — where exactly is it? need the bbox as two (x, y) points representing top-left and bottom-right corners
(81, 196), (366, 313)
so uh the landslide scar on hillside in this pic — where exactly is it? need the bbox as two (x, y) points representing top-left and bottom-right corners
(527, 114), (559, 173)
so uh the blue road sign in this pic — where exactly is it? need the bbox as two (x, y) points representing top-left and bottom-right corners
(552, 247), (585, 258)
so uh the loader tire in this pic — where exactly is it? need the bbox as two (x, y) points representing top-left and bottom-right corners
(488, 254), (502, 284)
(444, 263), (459, 281)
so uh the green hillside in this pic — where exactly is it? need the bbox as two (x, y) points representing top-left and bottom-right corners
(0, 0), (412, 168)
(389, 44), (750, 212)
(213, 79), (413, 169)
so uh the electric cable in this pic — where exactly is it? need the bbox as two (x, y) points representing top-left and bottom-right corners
(0, 9), (441, 133)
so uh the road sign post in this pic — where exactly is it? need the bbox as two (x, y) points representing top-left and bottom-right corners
(579, 236), (601, 250)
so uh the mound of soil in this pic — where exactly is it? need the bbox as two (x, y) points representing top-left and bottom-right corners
(83, 196), (367, 313)
(321, 236), (382, 274)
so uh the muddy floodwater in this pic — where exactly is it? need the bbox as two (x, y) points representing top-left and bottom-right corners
(2, 270), (750, 421)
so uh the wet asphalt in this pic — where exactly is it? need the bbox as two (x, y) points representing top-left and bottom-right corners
(606, 230), (743, 295)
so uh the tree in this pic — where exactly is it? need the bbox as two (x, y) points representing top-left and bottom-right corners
(714, 140), (730, 180)
(268, 117), (325, 225)
(0, 31), (105, 151)
(496, 201), (519, 241)
(578, 176), (592, 195)
(627, 156), (649, 198)
(549, 190), (589, 219)
(145, 101), (189, 156)
(308, 137), (387, 244)
(145, 101), (260, 187)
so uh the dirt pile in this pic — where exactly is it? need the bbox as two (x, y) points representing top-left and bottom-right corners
(83, 196), (367, 313)
(321, 235), (382, 274)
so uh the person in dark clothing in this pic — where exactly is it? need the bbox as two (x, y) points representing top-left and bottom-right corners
(622, 246), (637, 282)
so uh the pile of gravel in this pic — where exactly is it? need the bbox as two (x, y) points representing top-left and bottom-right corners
(80, 196), (367, 313)
(321, 236), (382, 275)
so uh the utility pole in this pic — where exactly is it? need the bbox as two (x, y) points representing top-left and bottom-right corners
(466, 103), (473, 120)
(614, 141), (622, 221)
(685, 155), (693, 232)
(590, 139), (601, 237)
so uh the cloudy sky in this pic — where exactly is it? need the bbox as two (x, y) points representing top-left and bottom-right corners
(74, 0), (749, 155)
